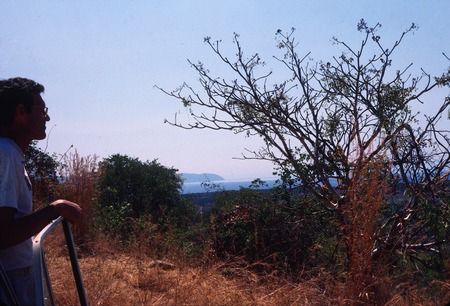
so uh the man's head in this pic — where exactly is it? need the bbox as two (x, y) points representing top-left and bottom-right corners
(0, 78), (50, 148)
(0, 77), (45, 128)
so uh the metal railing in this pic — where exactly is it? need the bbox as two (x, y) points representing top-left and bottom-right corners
(32, 217), (88, 306)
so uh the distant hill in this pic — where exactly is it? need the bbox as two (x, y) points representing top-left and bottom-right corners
(180, 173), (224, 183)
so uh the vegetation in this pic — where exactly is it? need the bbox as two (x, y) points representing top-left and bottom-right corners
(159, 20), (450, 303)
(24, 141), (60, 208)
(95, 154), (187, 237)
(210, 186), (338, 277)
(29, 148), (449, 305)
(24, 20), (450, 305)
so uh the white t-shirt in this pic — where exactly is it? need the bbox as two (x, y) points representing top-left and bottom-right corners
(0, 137), (33, 271)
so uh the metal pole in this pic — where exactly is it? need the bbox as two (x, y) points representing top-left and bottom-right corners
(62, 219), (89, 306)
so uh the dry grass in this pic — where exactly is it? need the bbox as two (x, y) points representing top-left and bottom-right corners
(48, 254), (337, 305)
(344, 155), (389, 303)
(41, 230), (449, 306)
(56, 151), (99, 243)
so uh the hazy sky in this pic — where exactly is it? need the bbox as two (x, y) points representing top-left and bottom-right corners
(1, 1), (449, 180)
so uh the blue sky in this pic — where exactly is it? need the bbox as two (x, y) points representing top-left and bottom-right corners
(1, 1), (449, 180)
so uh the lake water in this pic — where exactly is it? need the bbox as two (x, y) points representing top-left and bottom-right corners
(182, 178), (279, 194)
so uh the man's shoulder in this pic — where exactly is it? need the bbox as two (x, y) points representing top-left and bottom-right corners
(0, 138), (11, 152)
(0, 138), (20, 152)
(0, 137), (13, 146)
(0, 138), (22, 163)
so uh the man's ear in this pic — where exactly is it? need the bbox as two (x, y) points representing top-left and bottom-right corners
(16, 104), (26, 113)
(14, 104), (28, 123)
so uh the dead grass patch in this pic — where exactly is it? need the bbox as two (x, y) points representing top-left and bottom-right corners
(42, 238), (449, 306)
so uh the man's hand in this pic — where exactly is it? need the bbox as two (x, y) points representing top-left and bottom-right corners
(50, 199), (83, 224)
(0, 200), (82, 248)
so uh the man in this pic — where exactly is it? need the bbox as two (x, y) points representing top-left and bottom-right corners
(0, 77), (82, 305)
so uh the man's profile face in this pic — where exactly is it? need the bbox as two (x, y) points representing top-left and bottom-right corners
(25, 94), (50, 141)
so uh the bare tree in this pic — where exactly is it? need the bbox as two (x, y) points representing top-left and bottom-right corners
(157, 19), (450, 299)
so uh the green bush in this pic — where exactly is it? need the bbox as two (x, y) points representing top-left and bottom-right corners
(210, 186), (339, 275)
(94, 202), (134, 241)
(97, 154), (183, 225)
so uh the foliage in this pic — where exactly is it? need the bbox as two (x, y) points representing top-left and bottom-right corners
(210, 185), (338, 276)
(24, 141), (60, 208)
(96, 154), (184, 229)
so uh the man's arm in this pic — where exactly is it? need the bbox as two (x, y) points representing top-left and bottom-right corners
(0, 199), (82, 249)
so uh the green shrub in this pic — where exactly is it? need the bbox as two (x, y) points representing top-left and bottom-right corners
(210, 186), (339, 275)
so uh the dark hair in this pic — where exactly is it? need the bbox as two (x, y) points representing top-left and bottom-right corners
(0, 77), (45, 127)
